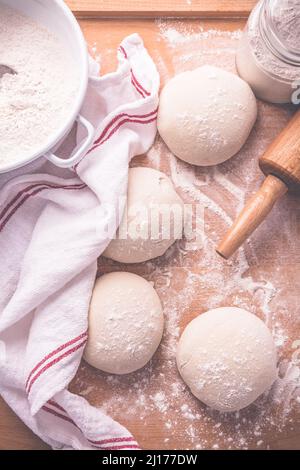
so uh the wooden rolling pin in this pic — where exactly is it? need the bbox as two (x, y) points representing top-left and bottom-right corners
(217, 110), (300, 259)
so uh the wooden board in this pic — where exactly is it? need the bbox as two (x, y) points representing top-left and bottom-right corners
(67, 1), (257, 18)
(1, 1), (300, 451)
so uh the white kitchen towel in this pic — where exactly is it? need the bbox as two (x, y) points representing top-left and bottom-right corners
(0, 34), (159, 450)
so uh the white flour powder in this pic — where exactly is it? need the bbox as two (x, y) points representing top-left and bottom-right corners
(236, 0), (300, 103)
(249, 0), (300, 81)
(0, 5), (79, 165)
(78, 24), (300, 450)
(273, 0), (300, 51)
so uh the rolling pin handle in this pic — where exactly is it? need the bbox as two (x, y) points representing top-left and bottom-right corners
(216, 175), (288, 259)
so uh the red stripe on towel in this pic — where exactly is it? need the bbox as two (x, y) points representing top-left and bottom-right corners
(42, 405), (140, 450)
(47, 400), (67, 413)
(74, 110), (158, 170)
(131, 70), (150, 97)
(119, 45), (128, 59)
(27, 338), (87, 394)
(92, 108), (158, 148)
(88, 436), (136, 445)
(42, 406), (77, 426)
(25, 331), (87, 391)
(87, 115), (157, 155)
(131, 78), (145, 98)
(119, 45), (151, 97)
(0, 183), (86, 233)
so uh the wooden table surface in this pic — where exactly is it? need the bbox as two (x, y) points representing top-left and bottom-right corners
(1, 1), (300, 450)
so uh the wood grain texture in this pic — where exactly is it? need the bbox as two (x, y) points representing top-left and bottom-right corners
(217, 175), (288, 259)
(218, 110), (300, 258)
(66, 0), (258, 18)
(260, 110), (300, 191)
(0, 399), (48, 450)
(1, 5), (299, 452)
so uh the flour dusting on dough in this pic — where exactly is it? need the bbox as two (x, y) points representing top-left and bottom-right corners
(72, 23), (300, 450)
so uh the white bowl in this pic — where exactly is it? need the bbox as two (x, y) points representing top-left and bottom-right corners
(0, 0), (95, 173)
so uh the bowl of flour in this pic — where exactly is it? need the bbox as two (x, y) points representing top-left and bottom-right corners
(0, 0), (94, 173)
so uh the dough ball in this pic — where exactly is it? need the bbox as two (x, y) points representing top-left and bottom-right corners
(103, 167), (184, 264)
(84, 272), (164, 374)
(158, 65), (257, 166)
(177, 307), (277, 412)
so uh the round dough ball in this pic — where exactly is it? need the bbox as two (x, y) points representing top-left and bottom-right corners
(84, 272), (164, 374)
(177, 307), (277, 412)
(103, 167), (184, 264)
(158, 65), (257, 166)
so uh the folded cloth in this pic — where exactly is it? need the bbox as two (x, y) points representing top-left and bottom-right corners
(0, 34), (160, 450)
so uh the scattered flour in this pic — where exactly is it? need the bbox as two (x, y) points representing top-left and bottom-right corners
(72, 22), (300, 450)
(90, 42), (102, 67)
(0, 5), (79, 165)
(249, 0), (300, 81)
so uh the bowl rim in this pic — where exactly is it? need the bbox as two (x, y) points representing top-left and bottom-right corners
(0, 0), (89, 174)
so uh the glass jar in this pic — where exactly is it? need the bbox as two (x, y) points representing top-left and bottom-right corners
(236, 0), (300, 104)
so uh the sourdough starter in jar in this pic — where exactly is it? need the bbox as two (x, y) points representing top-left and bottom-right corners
(236, 0), (300, 104)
